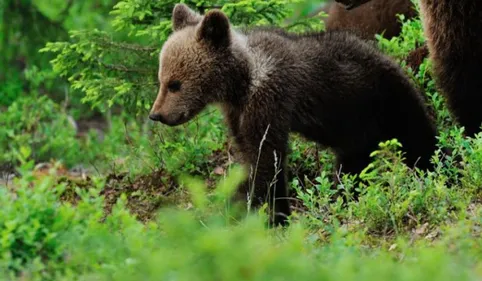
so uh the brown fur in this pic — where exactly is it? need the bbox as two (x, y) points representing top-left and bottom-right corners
(149, 4), (439, 226)
(419, 0), (482, 136)
(325, 0), (416, 40)
(334, 0), (372, 10)
(405, 44), (429, 71)
(337, 0), (482, 136)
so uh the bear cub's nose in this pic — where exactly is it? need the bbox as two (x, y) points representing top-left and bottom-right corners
(149, 113), (163, 122)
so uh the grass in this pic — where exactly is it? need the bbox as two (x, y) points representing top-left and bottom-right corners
(0, 155), (481, 280)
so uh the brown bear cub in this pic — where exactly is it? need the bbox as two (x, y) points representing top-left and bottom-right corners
(325, 0), (416, 40)
(337, 0), (482, 136)
(149, 3), (439, 226)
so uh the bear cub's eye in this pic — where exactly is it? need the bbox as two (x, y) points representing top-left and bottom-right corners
(167, 80), (182, 93)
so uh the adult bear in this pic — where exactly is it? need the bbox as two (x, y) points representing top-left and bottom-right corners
(324, 0), (416, 40)
(335, 0), (482, 136)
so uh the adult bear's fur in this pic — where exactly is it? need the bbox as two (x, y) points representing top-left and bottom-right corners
(149, 4), (439, 226)
(325, 0), (416, 40)
(419, 1), (482, 136)
(336, 0), (482, 136)
(405, 44), (429, 71)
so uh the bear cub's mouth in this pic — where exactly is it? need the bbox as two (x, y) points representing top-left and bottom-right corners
(148, 111), (191, 127)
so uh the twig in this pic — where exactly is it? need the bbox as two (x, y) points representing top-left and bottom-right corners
(98, 60), (156, 74)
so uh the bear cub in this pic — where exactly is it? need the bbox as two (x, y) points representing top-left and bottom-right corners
(149, 3), (439, 226)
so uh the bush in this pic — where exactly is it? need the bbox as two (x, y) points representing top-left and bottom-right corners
(0, 95), (83, 167)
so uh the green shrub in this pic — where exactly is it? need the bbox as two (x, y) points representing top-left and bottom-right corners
(0, 160), (481, 280)
(353, 140), (465, 234)
(0, 149), (98, 278)
(0, 95), (83, 167)
(82, 105), (227, 177)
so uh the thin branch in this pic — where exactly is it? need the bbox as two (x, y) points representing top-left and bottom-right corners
(94, 37), (158, 53)
(98, 60), (157, 74)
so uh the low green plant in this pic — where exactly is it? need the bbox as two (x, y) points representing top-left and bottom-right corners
(353, 139), (465, 234)
(1, 153), (481, 280)
(0, 95), (84, 167)
(83, 105), (227, 177)
(0, 146), (105, 278)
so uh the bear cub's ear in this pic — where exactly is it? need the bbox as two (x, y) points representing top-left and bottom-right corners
(172, 3), (202, 31)
(196, 9), (231, 48)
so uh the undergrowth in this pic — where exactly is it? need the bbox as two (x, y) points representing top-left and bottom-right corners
(0, 154), (481, 280)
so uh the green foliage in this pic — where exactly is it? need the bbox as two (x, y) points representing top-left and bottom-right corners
(0, 0), (115, 107)
(0, 153), (105, 279)
(0, 160), (481, 280)
(79, 105), (226, 176)
(376, 15), (425, 60)
(0, 95), (82, 167)
(0, 166), (68, 275)
(152, 107), (227, 175)
(376, 0), (424, 58)
(459, 132), (482, 195)
(354, 139), (463, 233)
(288, 134), (334, 178)
(291, 137), (480, 235)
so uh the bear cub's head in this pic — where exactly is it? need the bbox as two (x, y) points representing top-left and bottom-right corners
(149, 3), (243, 126)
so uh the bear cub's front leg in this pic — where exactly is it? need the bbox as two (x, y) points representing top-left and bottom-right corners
(232, 120), (292, 227)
